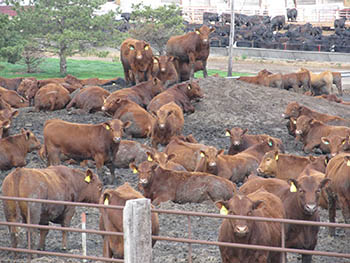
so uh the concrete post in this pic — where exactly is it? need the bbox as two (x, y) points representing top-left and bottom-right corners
(123, 198), (152, 263)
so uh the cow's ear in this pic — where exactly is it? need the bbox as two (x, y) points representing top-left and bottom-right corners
(218, 149), (225, 155)
(123, 121), (131, 129)
(210, 26), (215, 33)
(167, 153), (176, 162)
(344, 156), (350, 166)
(25, 131), (31, 140)
(146, 151), (154, 162)
(319, 178), (331, 189)
(115, 98), (121, 104)
(151, 163), (158, 170)
(288, 179), (299, 192)
(199, 150), (206, 158)
(102, 193), (110, 205)
(291, 117), (297, 125)
(3, 120), (10, 129)
(11, 110), (19, 118)
(252, 200), (264, 210)
(225, 128), (231, 137)
(168, 56), (175, 62)
(274, 151), (279, 161)
(153, 56), (159, 64)
(267, 138), (274, 147)
(167, 110), (173, 117)
(84, 169), (94, 183)
(103, 123), (111, 130)
(215, 200), (228, 213)
(150, 111), (157, 118)
(187, 84), (192, 90)
(129, 45), (135, 50)
(308, 155), (316, 162)
(321, 137), (329, 145)
(242, 128), (248, 135)
(129, 163), (138, 174)
(153, 77), (158, 85)
(144, 44), (150, 51)
(195, 28), (201, 34)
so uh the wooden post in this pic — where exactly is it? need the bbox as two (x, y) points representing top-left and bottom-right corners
(123, 198), (152, 263)
(227, 0), (235, 77)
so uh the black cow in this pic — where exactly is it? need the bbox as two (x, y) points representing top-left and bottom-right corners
(271, 15), (286, 31)
(203, 12), (219, 24)
(287, 8), (298, 22)
(334, 17), (346, 29)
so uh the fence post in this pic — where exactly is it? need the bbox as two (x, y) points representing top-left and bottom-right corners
(123, 198), (152, 263)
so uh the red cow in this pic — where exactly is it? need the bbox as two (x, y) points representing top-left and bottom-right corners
(120, 38), (154, 85)
(0, 87), (29, 108)
(152, 55), (179, 88)
(2, 166), (102, 250)
(34, 83), (71, 111)
(166, 25), (215, 80)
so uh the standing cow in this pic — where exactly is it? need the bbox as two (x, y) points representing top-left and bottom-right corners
(120, 38), (154, 86)
(166, 25), (215, 80)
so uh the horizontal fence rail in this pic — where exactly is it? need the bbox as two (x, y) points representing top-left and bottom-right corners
(0, 195), (350, 261)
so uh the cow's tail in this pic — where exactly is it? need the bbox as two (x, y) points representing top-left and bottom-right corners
(2, 169), (22, 247)
(38, 144), (48, 164)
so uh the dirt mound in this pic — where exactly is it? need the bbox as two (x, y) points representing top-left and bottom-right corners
(0, 76), (349, 262)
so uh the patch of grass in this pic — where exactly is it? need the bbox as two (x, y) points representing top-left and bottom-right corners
(0, 57), (249, 80)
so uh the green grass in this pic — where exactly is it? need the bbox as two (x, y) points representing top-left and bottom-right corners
(0, 57), (247, 80)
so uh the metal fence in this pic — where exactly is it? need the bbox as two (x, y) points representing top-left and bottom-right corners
(0, 196), (350, 262)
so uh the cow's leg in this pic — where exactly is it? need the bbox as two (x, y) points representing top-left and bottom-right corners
(61, 207), (75, 250)
(103, 236), (113, 258)
(202, 60), (208, 78)
(38, 227), (49, 250)
(46, 146), (61, 166)
(302, 254), (312, 263)
(188, 52), (196, 79)
(94, 153), (106, 184)
(327, 189), (337, 236)
(123, 67), (131, 86)
(106, 163), (117, 185)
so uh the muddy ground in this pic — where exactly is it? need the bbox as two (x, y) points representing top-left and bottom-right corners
(1, 63), (350, 262)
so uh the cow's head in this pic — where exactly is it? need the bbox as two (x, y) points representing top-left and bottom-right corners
(321, 134), (350, 157)
(184, 81), (204, 101)
(21, 128), (41, 151)
(216, 189), (264, 238)
(195, 25), (215, 45)
(81, 169), (103, 203)
(17, 78), (39, 104)
(295, 115), (314, 136)
(288, 175), (330, 216)
(225, 127), (248, 147)
(305, 155), (329, 173)
(149, 77), (165, 95)
(197, 147), (220, 174)
(130, 161), (157, 188)
(154, 55), (174, 73)
(130, 40), (152, 61)
(153, 103), (178, 130)
(257, 150), (279, 177)
(282, 101), (301, 119)
(101, 96), (118, 116)
(104, 119), (130, 144)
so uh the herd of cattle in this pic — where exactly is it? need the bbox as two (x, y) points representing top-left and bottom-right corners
(0, 24), (349, 262)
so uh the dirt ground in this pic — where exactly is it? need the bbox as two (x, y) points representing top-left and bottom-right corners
(0, 57), (350, 262)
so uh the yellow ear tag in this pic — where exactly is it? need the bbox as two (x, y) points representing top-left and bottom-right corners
(147, 155), (153, 162)
(104, 197), (109, 205)
(347, 160), (350, 166)
(153, 59), (158, 63)
(275, 154), (279, 161)
(133, 168), (138, 174)
(144, 46), (149, 50)
(220, 206), (228, 215)
(187, 85), (191, 90)
(196, 30), (200, 35)
(200, 152), (205, 157)
(342, 140), (346, 145)
(225, 131), (230, 137)
(293, 120), (297, 124)
(84, 176), (91, 183)
(105, 125), (110, 130)
(290, 182), (297, 193)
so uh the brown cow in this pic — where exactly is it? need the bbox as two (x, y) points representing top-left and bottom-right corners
(257, 150), (328, 180)
(166, 25), (215, 79)
(66, 86), (110, 113)
(295, 115), (350, 153)
(150, 102), (184, 148)
(325, 153), (350, 235)
(163, 135), (209, 171)
(99, 182), (159, 259)
(320, 133), (350, 157)
(225, 127), (285, 155)
(196, 137), (282, 182)
(147, 80), (203, 114)
(17, 78), (39, 105)
(241, 173), (330, 263)
(101, 77), (164, 115)
(331, 71), (343, 96)
(236, 69), (271, 85)
(299, 68), (333, 95)
(0, 110), (19, 138)
(282, 101), (350, 127)
(2, 166), (102, 250)
(0, 87), (29, 108)
(0, 128), (41, 170)
(34, 83), (71, 111)
(130, 161), (234, 205)
(43, 118), (130, 184)
(175, 60), (205, 82)
(120, 38), (154, 85)
(0, 77), (25, 90)
(112, 98), (155, 138)
(152, 55), (179, 88)
(216, 187), (285, 263)
(144, 151), (186, 171)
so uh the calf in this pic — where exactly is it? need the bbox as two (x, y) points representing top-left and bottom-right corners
(147, 80), (203, 114)
(240, 173), (330, 263)
(112, 98), (154, 138)
(101, 77), (164, 115)
(257, 150), (328, 180)
(0, 129), (41, 170)
(331, 71), (343, 96)
(66, 86), (110, 113)
(99, 182), (159, 259)
(152, 55), (179, 88)
(320, 133), (350, 157)
(150, 102), (184, 148)
(0, 77), (24, 90)
(163, 135), (211, 171)
(130, 161), (234, 205)
(2, 166), (102, 250)
(299, 68), (333, 95)
(225, 127), (284, 155)
(216, 187), (285, 263)
(17, 78), (39, 105)
(120, 38), (154, 85)
(34, 83), (71, 111)
(295, 115), (350, 153)
(166, 25), (215, 79)
(325, 153), (350, 235)
(197, 137), (281, 182)
(43, 118), (130, 184)
(282, 101), (350, 127)
(0, 87), (29, 108)
(0, 110), (18, 138)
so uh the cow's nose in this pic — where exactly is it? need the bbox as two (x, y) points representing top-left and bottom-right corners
(305, 204), (317, 213)
(136, 55), (143, 60)
(140, 179), (148, 185)
(209, 162), (216, 167)
(233, 141), (240, 145)
(295, 130), (302, 135)
(257, 168), (263, 174)
(113, 137), (121, 143)
(161, 67), (166, 72)
(159, 123), (165, 128)
(101, 106), (106, 111)
(235, 225), (248, 233)
(203, 39), (208, 43)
